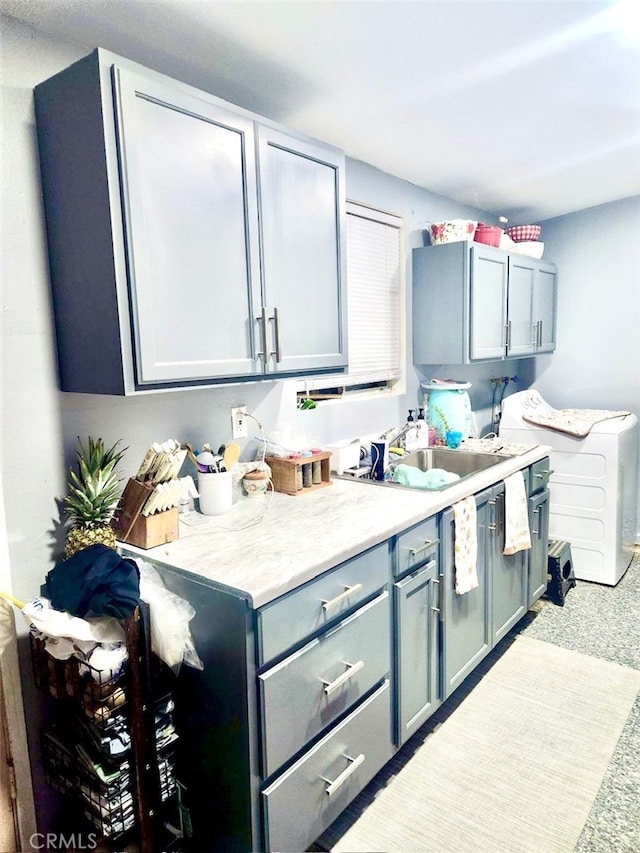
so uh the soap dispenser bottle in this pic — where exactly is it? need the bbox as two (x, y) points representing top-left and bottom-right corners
(416, 407), (430, 448)
(404, 409), (418, 451)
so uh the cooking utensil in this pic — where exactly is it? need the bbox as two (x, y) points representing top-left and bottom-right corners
(196, 450), (218, 473)
(223, 442), (241, 470)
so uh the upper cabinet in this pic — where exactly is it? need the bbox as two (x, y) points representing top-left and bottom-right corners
(34, 50), (347, 395)
(413, 242), (557, 365)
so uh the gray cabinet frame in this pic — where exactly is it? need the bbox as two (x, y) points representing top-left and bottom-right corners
(34, 49), (347, 395)
(413, 241), (558, 365)
(126, 459), (549, 851)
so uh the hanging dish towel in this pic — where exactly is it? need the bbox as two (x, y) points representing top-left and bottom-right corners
(503, 471), (532, 555)
(453, 496), (478, 595)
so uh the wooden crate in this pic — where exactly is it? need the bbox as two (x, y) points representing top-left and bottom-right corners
(265, 453), (332, 496)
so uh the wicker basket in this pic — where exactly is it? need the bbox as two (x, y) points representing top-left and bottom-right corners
(505, 224), (541, 243)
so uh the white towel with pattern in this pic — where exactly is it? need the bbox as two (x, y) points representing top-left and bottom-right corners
(453, 496), (478, 595)
(503, 471), (532, 555)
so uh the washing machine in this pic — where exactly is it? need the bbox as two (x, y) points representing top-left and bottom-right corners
(500, 390), (639, 585)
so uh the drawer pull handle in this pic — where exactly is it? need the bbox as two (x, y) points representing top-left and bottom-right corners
(321, 660), (365, 696)
(321, 753), (365, 796)
(321, 583), (364, 612)
(408, 538), (439, 557)
(535, 469), (554, 478)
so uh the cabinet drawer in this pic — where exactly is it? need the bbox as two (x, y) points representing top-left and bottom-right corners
(262, 680), (394, 853)
(257, 541), (390, 664)
(259, 591), (390, 778)
(395, 515), (439, 576)
(529, 457), (553, 494)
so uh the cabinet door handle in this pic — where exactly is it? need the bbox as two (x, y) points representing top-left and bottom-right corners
(271, 306), (282, 363)
(488, 498), (498, 533)
(321, 752), (365, 796)
(320, 660), (365, 696)
(321, 583), (364, 612)
(535, 469), (554, 478)
(255, 308), (269, 366)
(488, 495), (504, 536)
(408, 539), (439, 557)
(506, 321), (512, 351)
(433, 576), (445, 621)
(532, 507), (540, 536)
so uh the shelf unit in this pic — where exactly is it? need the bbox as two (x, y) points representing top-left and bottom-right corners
(265, 452), (332, 495)
(31, 604), (188, 851)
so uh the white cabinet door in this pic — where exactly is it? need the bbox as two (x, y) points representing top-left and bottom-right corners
(533, 262), (557, 353)
(257, 126), (347, 374)
(114, 67), (263, 384)
(394, 560), (441, 745)
(470, 246), (508, 361)
(506, 256), (536, 357)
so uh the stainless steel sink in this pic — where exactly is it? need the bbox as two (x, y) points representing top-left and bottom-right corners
(391, 448), (509, 480)
(339, 447), (510, 492)
(337, 447), (511, 491)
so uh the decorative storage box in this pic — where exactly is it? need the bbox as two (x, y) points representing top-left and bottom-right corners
(265, 453), (332, 495)
(324, 440), (361, 475)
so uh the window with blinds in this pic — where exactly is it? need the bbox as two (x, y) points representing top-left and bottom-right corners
(297, 201), (404, 401)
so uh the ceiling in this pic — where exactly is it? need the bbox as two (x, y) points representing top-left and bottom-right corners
(4, 0), (640, 222)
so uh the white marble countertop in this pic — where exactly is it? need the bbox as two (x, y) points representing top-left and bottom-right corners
(121, 442), (550, 609)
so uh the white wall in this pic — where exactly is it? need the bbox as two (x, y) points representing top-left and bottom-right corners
(526, 197), (640, 537)
(530, 196), (640, 412)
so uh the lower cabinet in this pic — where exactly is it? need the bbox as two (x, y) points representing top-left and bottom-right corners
(262, 680), (394, 853)
(440, 488), (493, 700)
(258, 591), (390, 777)
(527, 457), (552, 606)
(394, 556), (441, 745)
(528, 488), (550, 603)
(489, 483), (528, 645)
(146, 459), (551, 852)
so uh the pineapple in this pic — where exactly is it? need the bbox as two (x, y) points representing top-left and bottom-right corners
(64, 436), (127, 558)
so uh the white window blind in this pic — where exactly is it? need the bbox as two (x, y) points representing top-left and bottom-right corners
(300, 201), (403, 392)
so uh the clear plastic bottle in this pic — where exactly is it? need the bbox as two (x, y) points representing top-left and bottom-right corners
(416, 407), (430, 448)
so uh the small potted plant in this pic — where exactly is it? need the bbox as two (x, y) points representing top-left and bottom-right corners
(431, 407), (463, 449)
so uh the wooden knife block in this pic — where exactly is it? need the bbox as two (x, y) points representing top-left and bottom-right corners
(123, 507), (180, 550)
(112, 478), (180, 548)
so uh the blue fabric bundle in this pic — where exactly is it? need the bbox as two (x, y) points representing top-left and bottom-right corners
(45, 544), (140, 618)
(392, 464), (460, 490)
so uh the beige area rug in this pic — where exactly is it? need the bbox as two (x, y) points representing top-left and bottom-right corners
(317, 636), (640, 853)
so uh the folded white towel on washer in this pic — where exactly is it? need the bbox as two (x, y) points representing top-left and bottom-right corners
(503, 471), (532, 555)
(453, 496), (478, 595)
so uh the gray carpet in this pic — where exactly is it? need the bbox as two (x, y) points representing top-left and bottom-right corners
(521, 550), (640, 852)
(316, 551), (640, 853)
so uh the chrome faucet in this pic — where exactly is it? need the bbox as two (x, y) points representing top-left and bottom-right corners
(380, 422), (413, 450)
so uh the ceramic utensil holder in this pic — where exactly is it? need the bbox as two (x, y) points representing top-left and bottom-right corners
(198, 470), (233, 515)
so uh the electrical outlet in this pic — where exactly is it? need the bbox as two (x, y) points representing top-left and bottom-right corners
(231, 406), (248, 439)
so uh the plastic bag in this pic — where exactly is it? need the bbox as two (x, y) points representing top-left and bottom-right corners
(137, 560), (204, 674)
